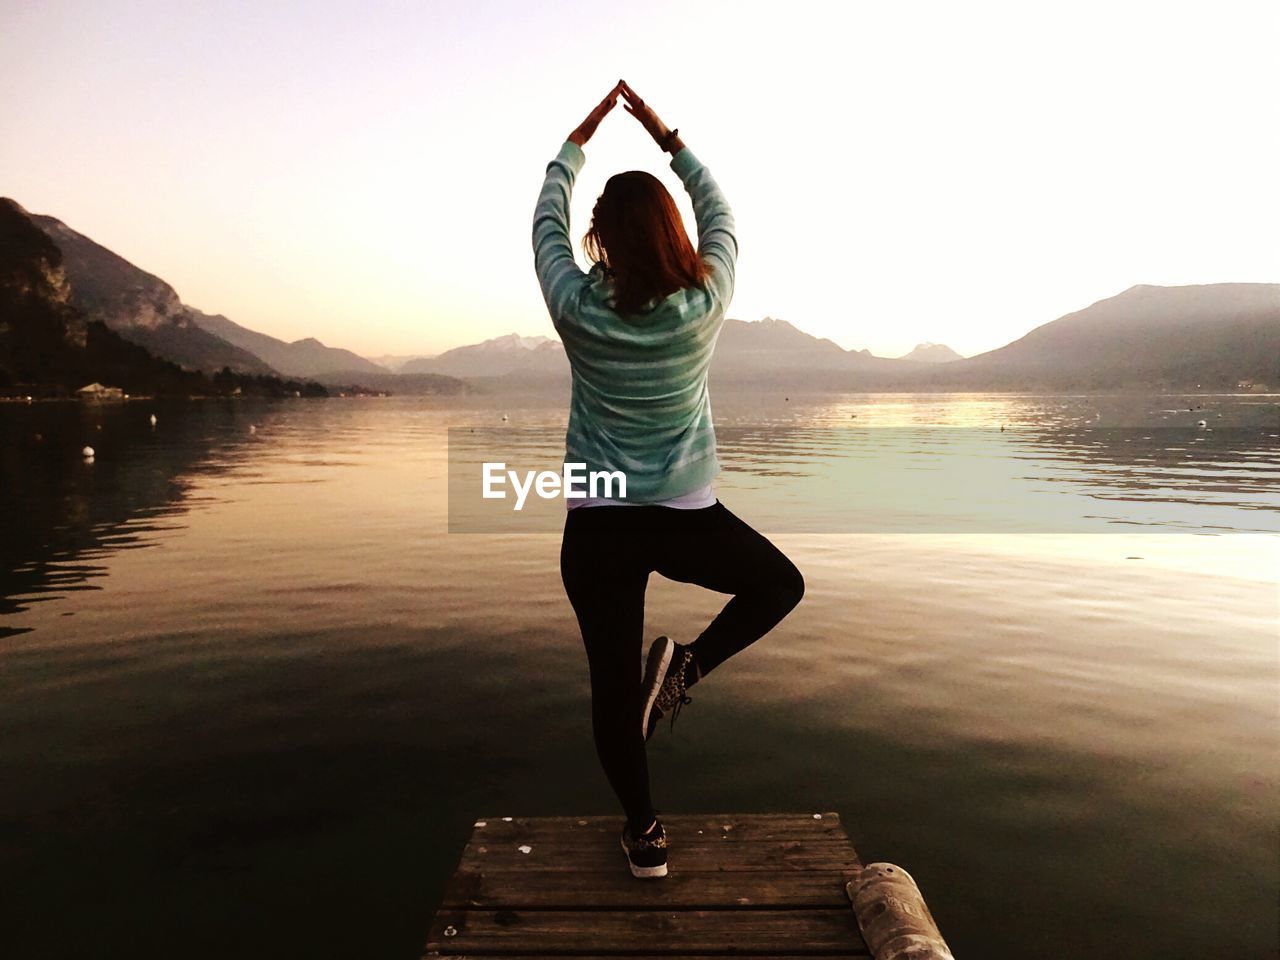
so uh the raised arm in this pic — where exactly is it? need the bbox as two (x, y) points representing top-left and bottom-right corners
(532, 140), (588, 325)
(532, 83), (623, 325)
(619, 81), (737, 306)
(669, 146), (736, 307)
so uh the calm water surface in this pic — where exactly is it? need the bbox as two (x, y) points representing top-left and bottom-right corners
(1, 393), (1277, 959)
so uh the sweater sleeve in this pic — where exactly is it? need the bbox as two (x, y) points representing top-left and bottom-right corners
(532, 140), (588, 325)
(670, 146), (737, 306)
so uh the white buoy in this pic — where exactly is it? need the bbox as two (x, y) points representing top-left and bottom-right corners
(82, 446), (95, 458)
(249, 424), (257, 434)
(1197, 419), (1207, 428)
(149, 413), (157, 426)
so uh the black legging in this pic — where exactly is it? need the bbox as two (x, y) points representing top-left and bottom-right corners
(559, 499), (805, 828)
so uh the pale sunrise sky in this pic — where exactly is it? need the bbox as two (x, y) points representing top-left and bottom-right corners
(3, 0), (1276, 360)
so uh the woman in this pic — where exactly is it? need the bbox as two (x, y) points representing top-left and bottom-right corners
(532, 80), (805, 879)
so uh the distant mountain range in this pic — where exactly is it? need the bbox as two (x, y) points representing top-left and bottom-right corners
(383, 331), (966, 379)
(365, 353), (431, 372)
(899, 342), (963, 363)
(189, 312), (385, 378)
(406, 321), (971, 386)
(411, 288), (1278, 391)
(404, 333), (566, 378)
(919, 283), (1279, 389)
(3, 196), (1275, 395)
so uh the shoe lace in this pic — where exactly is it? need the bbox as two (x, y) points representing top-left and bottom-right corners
(655, 650), (696, 711)
(655, 649), (694, 725)
(667, 691), (693, 733)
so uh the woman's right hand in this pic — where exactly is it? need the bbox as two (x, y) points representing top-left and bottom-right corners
(619, 81), (682, 153)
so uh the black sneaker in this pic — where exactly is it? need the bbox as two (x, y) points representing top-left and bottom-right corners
(641, 636), (695, 742)
(620, 816), (668, 878)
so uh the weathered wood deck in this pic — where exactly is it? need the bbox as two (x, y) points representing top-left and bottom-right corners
(423, 811), (870, 958)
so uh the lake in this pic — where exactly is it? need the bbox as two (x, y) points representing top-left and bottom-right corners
(1, 391), (1277, 959)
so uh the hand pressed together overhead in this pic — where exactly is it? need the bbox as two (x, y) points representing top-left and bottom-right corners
(567, 79), (682, 153)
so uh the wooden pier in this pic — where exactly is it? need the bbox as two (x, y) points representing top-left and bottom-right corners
(423, 811), (873, 958)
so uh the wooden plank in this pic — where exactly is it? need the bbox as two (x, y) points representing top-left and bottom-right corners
(424, 907), (866, 956)
(467, 813), (849, 843)
(456, 814), (859, 876)
(456, 843), (859, 874)
(442, 869), (854, 909)
(470, 813), (845, 824)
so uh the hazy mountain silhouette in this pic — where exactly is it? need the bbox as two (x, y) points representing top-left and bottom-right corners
(899, 342), (963, 363)
(392, 317), (933, 387)
(400, 318), (899, 387)
(365, 353), (431, 372)
(713, 317), (906, 380)
(190, 312), (385, 378)
(923, 283), (1279, 389)
(412, 286), (1278, 391)
(403, 333), (566, 378)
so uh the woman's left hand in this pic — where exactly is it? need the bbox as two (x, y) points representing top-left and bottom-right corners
(568, 80), (625, 147)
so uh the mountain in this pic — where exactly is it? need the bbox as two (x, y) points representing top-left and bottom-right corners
(1, 197), (196, 394)
(14, 203), (1272, 393)
(404, 285), (1278, 392)
(365, 353), (431, 372)
(0, 199), (326, 398)
(408, 319), (910, 387)
(28, 211), (276, 376)
(403, 333), (566, 378)
(899, 342), (962, 363)
(714, 316), (848, 371)
(711, 317), (905, 382)
(927, 283), (1280, 389)
(190, 311), (386, 377)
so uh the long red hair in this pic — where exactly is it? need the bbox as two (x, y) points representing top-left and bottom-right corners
(583, 171), (710, 315)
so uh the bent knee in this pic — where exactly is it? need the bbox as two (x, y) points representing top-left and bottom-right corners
(774, 560), (805, 611)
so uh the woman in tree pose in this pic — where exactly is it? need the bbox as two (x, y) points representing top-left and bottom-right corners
(532, 80), (805, 878)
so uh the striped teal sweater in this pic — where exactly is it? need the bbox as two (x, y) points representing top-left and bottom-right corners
(532, 139), (737, 502)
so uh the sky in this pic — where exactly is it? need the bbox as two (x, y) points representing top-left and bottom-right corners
(2, 0), (1276, 360)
